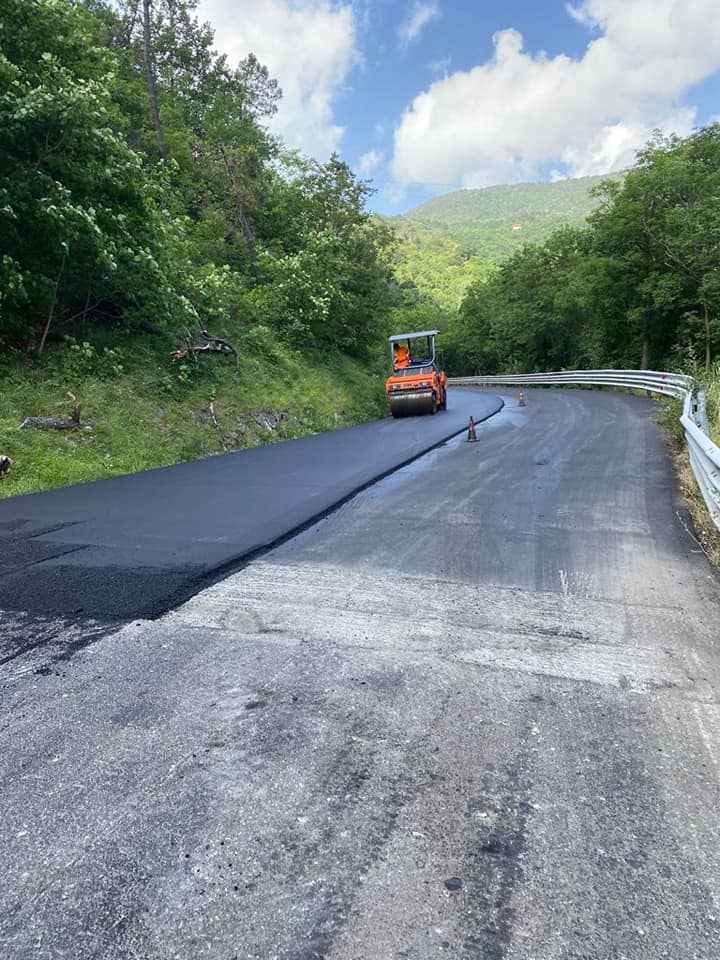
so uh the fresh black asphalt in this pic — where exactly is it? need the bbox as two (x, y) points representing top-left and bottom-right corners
(0, 388), (502, 620)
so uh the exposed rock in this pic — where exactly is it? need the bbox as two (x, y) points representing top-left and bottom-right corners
(251, 410), (285, 432)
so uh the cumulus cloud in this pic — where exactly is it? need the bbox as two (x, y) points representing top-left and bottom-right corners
(392, 0), (720, 187)
(560, 109), (697, 177)
(357, 149), (384, 175)
(398, 1), (441, 50)
(198, 0), (357, 158)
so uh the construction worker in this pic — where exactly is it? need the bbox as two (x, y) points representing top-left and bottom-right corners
(393, 343), (410, 368)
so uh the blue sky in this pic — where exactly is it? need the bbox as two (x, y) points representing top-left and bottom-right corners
(199, 1), (720, 214)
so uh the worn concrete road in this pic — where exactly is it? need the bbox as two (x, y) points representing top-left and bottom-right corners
(0, 388), (501, 627)
(2, 389), (720, 960)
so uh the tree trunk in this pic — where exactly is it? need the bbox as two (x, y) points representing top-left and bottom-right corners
(219, 147), (259, 280)
(37, 251), (66, 357)
(142, 0), (166, 163)
(641, 326), (650, 370)
(703, 298), (712, 371)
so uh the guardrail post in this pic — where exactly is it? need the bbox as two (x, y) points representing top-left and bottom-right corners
(695, 390), (711, 437)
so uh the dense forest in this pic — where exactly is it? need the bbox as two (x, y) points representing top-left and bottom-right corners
(0, 0), (396, 357)
(392, 175), (619, 310)
(0, 0), (405, 495)
(447, 128), (720, 378)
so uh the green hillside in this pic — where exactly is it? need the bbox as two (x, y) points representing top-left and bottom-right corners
(0, 0), (394, 497)
(392, 174), (623, 309)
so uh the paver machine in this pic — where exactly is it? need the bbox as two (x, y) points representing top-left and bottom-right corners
(386, 329), (447, 418)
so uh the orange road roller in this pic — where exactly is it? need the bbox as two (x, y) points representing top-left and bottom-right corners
(386, 329), (448, 417)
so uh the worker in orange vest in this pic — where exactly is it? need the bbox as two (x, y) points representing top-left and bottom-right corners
(393, 343), (410, 368)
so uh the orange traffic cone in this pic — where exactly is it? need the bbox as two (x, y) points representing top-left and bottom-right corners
(519, 391), (526, 407)
(466, 416), (477, 442)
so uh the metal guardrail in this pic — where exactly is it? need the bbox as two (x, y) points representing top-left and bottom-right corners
(448, 369), (720, 532)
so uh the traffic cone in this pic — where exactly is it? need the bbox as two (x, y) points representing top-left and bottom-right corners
(466, 416), (477, 442)
(519, 391), (526, 407)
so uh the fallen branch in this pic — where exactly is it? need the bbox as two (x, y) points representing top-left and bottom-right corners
(201, 401), (220, 429)
(170, 328), (237, 362)
(0, 455), (12, 477)
(19, 401), (91, 431)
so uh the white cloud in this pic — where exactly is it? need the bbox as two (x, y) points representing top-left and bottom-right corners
(198, 0), (357, 158)
(560, 109), (696, 177)
(565, 1), (596, 27)
(357, 149), (384, 175)
(392, 0), (720, 187)
(398, 1), (441, 50)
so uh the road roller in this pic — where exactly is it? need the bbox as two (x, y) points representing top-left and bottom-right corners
(386, 329), (448, 418)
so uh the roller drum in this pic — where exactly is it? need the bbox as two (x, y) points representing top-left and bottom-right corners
(389, 389), (436, 418)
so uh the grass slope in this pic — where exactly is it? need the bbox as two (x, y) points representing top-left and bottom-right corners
(392, 173), (622, 309)
(0, 328), (387, 499)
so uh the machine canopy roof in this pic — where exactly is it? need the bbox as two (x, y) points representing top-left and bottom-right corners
(388, 330), (440, 343)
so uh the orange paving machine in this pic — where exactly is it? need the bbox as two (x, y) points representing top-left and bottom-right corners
(386, 329), (447, 418)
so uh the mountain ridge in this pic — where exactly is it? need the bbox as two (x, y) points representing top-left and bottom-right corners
(401, 173), (621, 225)
(391, 172), (624, 309)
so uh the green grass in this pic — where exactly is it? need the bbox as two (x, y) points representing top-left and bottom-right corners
(0, 328), (387, 499)
(704, 367), (720, 445)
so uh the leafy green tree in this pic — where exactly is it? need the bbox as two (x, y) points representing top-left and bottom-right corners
(454, 227), (592, 373)
(0, 0), (197, 352)
(253, 156), (395, 354)
(447, 275), (503, 374)
(586, 175), (670, 368)
(637, 127), (720, 368)
(0, 0), (425, 373)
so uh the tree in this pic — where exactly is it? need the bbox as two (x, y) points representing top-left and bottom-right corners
(0, 0), (421, 367)
(637, 128), (720, 369)
(255, 155), (395, 354)
(0, 0), (195, 351)
(236, 53), (281, 121)
(141, 0), (167, 161)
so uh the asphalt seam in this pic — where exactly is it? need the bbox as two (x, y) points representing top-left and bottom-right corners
(0, 401), (505, 675)
(153, 400), (505, 621)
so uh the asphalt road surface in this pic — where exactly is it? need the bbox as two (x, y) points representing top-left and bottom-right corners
(0, 388), (501, 626)
(2, 388), (720, 960)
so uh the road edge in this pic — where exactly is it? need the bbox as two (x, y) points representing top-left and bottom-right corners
(161, 394), (505, 617)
